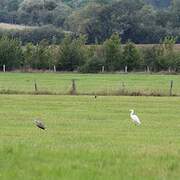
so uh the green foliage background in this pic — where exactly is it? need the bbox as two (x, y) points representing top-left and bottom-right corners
(0, 0), (179, 44)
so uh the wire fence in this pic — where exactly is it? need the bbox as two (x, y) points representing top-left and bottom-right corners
(0, 73), (179, 96)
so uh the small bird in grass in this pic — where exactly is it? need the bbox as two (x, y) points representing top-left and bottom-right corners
(94, 95), (97, 99)
(34, 119), (46, 130)
(129, 109), (141, 126)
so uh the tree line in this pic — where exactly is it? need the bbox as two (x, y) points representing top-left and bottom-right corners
(0, 25), (65, 45)
(0, 0), (180, 44)
(0, 34), (179, 73)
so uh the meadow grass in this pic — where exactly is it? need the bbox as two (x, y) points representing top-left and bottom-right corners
(0, 95), (180, 179)
(0, 72), (179, 96)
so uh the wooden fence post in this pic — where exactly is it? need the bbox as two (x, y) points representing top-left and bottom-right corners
(34, 80), (38, 92)
(71, 79), (76, 95)
(169, 80), (173, 96)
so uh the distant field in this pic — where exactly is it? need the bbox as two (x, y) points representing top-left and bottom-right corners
(88, 44), (180, 52)
(0, 72), (179, 96)
(0, 95), (179, 179)
(136, 44), (180, 52)
(0, 23), (36, 30)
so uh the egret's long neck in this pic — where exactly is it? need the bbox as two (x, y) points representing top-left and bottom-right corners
(130, 110), (134, 115)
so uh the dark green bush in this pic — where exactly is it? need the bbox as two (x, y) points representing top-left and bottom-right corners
(80, 56), (105, 73)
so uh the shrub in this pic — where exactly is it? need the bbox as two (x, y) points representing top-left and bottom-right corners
(80, 55), (105, 73)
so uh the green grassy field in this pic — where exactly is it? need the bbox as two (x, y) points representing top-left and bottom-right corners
(0, 72), (179, 95)
(0, 95), (180, 179)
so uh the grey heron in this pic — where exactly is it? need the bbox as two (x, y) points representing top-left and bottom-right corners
(34, 119), (46, 130)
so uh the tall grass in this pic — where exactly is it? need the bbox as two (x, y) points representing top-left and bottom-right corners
(0, 95), (180, 179)
(0, 73), (179, 96)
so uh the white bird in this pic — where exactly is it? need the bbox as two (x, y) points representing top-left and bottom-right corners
(129, 109), (141, 126)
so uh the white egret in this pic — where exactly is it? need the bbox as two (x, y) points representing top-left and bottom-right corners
(129, 109), (141, 126)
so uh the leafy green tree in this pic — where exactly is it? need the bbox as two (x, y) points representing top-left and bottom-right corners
(18, 0), (57, 25)
(65, 3), (102, 35)
(53, 2), (72, 27)
(103, 33), (122, 71)
(155, 9), (172, 27)
(142, 36), (177, 71)
(33, 40), (54, 69)
(160, 36), (177, 54)
(156, 36), (177, 71)
(23, 40), (54, 70)
(171, 0), (180, 28)
(174, 53), (180, 72)
(123, 41), (141, 71)
(86, 0), (145, 43)
(23, 42), (35, 69)
(57, 35), (87, 71)
(142, 46), (159, 71)
(0, 36), (23, 70)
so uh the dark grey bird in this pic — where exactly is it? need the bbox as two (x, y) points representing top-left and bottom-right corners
(95, 95), (97, 99)
(34, 119), (46, 130)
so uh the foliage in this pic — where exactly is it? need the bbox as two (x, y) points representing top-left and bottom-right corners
(156, 36), (177, 71)
(103, 33), (123, 71)
(23, 42), (35, 68)
(123, 41), (141, 71)
(0, 25), (65, 44)
(0, 0), (179, 44)
(0, 36), (23, 69)
(142, 46), (159, 71)
(144, 0), (171, 8)
(23, 40), (54, 69)
(57, 35), (87, 71)
(80, 55), (105, 73)
(0, 34), (179, 72)
(64, 3), (102, 36)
